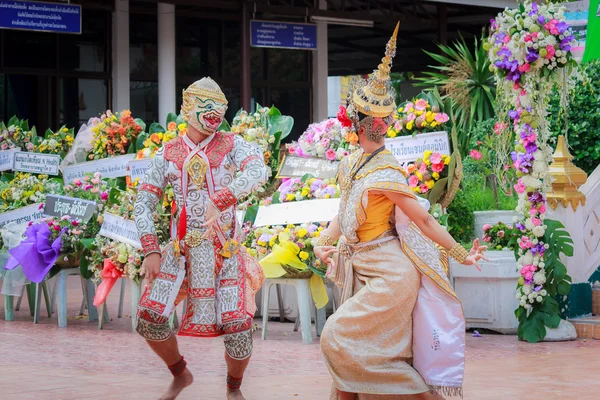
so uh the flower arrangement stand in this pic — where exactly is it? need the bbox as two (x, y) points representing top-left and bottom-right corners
(261, 278), (314, 344)
(4, 282), (50, 321)
(32, 282), (53, 323)
(118, 278), (126, 318)
(53, 268), (99, 328)
(130, 280), (143, 333)
(293, 305), (326, 337)
(3, 295), (15, 321)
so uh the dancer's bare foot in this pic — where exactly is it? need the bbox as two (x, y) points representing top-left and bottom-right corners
(159, 368), (194, 400)
(227, 389), (246, 400)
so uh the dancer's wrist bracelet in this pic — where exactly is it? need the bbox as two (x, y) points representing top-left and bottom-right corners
(448, 243), (469, 264)
(317, 234), (336, 247)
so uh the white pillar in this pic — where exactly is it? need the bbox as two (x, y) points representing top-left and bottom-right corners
(112, 0), (130, 111)
(312, 0), (328, 122)
(158, 3), (177, 124)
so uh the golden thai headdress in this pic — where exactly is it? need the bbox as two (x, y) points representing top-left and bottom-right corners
(181, 77), (228, 121)
(347, 22), (399, 120)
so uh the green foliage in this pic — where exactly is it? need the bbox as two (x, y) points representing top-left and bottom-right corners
(461, 157), (518, 211)
(515, 220), (574, 343)
(416, 35), (496, 153)
(548, 60), (600, 174)
(446, 189), (474, 244)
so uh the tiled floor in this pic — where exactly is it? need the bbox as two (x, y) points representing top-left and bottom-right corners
(1, 278), (600, 399)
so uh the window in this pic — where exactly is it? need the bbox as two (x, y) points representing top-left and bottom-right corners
(59, 13), (109, 73)
(130, 81), (159, 124)
(130, 13), (159, 122)
(59, 79), (109, 128)
(4, 30), (57, 69)
(130, 14), (158, 80)
(176, 18), (220, 78)
(0, 7), (111, 130)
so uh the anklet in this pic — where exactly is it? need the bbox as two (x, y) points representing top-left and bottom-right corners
(227, 373), (243, 390)
(168, 356), (187, 377)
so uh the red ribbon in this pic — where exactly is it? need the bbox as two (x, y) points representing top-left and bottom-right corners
(93, 259), (124, 307)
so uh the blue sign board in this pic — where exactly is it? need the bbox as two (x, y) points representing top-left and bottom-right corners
(0, 1), (82, 34)
(250, 20), (317, 50)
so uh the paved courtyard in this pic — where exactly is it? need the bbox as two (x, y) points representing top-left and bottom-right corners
(1, 278), (599, 400)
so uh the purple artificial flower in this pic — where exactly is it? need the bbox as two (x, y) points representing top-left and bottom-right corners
(520, 124), (534, 140)
(495, 32), (506, 44)
(516, 222), (526, 232)
(528, 190), (544, 204)
(557, 21), (569, 34)
(560, 37), (573, 51)
(323, 186), (336, 197)
(472, 330), (482, 337)
(507, 71), (521, 82)
(308, 224), (318, 234)
(529, 3), (538, 16)
(531, 243), (546, 256)
(511, 151), (518, 163)
(310, 179), (323, 192)
(526, 48), (539, 63)
(525, 141), (538, 154)
(537, 15), (545, 25)
(508, 110), (519, 120)
(516, 153), (534, 173)
(490, 19), (497, 30)
(534, 285), (542, 292)
(497, 47), (512, 58)
(258, 234), (274, 243)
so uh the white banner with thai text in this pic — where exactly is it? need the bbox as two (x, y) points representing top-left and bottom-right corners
(253, 198), (340, 227)
(0, 203), (44, 229)
(98, 212), (141, 249)
(128, 158), (151, 183)
(0, 147), (20, 171)
(13, 152), (61, 175)
(63, 154), (135, 184)
(385, 131), (450, 164)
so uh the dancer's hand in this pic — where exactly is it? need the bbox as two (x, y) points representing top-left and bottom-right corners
(463, 238), (488, 271)
(315, 246), (337, 269)
(202, 201), (221, 240)
(141, 253), (161, 286)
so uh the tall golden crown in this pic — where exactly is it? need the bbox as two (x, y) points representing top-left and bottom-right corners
(181, 77), (228, 121)
(349, 22), (399, 119)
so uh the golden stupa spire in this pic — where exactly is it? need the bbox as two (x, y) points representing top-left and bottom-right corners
(371, 22), (399, 95)
(349, 22), (400, 118)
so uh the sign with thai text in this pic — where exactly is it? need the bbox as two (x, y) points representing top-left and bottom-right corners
(276, 156), (339, 180)
(43, 195), (96, 223)
(253, 198), (340, 227)
(250, 20), (317, 50)
(0, 147), (20, 171)
(99, 212), (141, 249)
(385, 131), (450, 164)
(63, 154), (135, 184)
(0, 203), (44, 229)
(128, 158), (151, 183)
(0, 1), (82, 34)
(13, 151), (60, 175)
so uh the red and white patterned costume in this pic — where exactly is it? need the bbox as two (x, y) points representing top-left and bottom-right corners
(134, 131), (268, 360)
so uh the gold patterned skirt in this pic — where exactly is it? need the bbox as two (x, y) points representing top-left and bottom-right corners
(320, 239), (430, 399)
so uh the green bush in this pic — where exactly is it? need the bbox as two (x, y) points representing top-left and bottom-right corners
(548, 60), (600, 175)
(461, 157), (518, 212)
(446, 188), (475, 244)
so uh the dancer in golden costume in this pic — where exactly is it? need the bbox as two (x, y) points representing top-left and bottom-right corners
(315, 24), (486, 400)
(134, 77), (267, 400)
